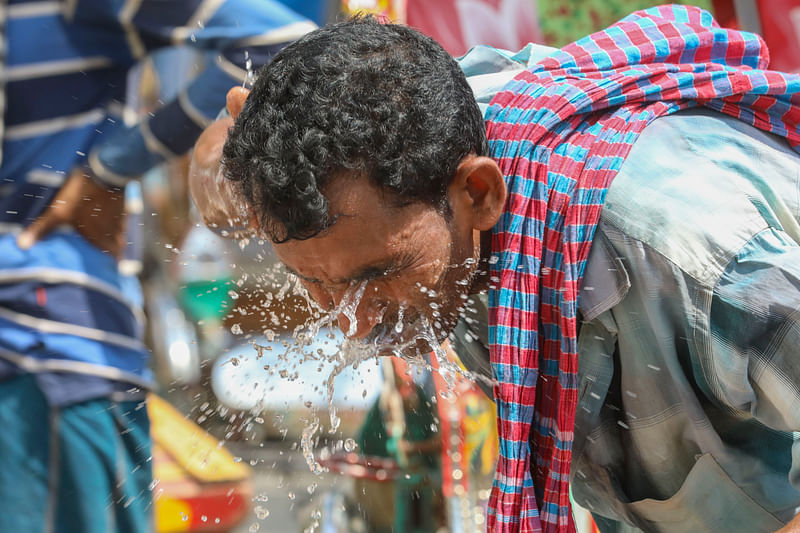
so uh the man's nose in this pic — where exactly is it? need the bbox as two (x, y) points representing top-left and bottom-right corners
(304, 282), (386, 339)
(335, 297), (386, 340)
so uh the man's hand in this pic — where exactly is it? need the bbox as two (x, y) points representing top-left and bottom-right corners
(776, 513), (800, 532)
(16, 168), (126, 258)
(188, 86), (256, 237)
(188, 116), (251, 234)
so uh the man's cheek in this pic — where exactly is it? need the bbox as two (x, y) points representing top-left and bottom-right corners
(378, 279), (426, 311)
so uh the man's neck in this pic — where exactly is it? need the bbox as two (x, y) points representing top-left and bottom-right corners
(468, 229), (493, 294)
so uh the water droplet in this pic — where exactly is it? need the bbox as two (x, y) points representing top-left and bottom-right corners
(228, 290), (240, 300)
(328, 406), (340, 433)
(344, 438), (357, 452)
(254, 506), (270, 519)
(301, 418), (327, 475)
(231, 323), (243, 335)
(394, 306), (405, 333)
(243, 50), (255, 89)
(249, 523), (260, 532)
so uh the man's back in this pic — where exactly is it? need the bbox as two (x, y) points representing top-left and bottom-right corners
(572, 109), (800, 532)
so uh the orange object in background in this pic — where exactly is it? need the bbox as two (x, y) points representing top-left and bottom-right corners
(342, 0), (407, 23)
(148, 395), (252, 532)
(429, 343), (498, 530)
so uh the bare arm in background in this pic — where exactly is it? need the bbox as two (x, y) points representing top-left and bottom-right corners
(778, 515), (800, 533)
(188, 87), (257, 238)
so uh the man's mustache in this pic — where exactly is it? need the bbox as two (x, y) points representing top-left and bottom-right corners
(360, 312), (451, 351)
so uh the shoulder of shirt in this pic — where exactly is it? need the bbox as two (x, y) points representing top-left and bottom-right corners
(599, 108), (800, 285)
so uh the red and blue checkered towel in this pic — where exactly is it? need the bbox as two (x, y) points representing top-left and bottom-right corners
(484, 5), (800, 532)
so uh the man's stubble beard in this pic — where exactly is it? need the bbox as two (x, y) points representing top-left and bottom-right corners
(363, 233), (478, 353)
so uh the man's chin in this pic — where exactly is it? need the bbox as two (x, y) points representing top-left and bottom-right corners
(359, 317), (453, 356)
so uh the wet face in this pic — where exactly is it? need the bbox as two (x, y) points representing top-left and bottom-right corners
(273, 175), (475, 347)
(271, 155), (506, 353)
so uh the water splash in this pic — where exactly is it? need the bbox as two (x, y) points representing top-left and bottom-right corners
(229, 263), (497, 475)
(243, 50), (255, 89)
(394, 305), (405, 334)
(300, 417), (327, 475)
(339, 280), (368, 337)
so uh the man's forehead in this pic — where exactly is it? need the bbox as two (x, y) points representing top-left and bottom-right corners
(273, 175), (447, 283)
(270, 177), (401, 249)
(323, 173), (413, 217)
(274, 208), (441, 286)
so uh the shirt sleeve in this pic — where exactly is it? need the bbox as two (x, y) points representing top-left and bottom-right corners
(708, 226), (800, 490)
(88, 0), (316, 188)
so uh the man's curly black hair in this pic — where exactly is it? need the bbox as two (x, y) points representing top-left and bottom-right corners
(222, 15), (488, 243)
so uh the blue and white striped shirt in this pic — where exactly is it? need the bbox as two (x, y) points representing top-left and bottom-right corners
(0, 0), (315, 404)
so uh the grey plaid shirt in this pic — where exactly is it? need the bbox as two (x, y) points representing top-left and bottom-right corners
(454, 108), (800, 532)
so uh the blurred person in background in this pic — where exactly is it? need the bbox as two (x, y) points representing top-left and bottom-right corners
(357, 357), (442, 533)
(194, 7), (800, 533)
(0, 1), (315, 532)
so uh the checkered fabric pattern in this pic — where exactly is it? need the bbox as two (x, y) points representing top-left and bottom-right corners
(483, 5), (800, 532)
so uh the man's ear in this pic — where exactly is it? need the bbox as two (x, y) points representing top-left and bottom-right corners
(226, 87), (250, 119)
(449, 155), (506, 231)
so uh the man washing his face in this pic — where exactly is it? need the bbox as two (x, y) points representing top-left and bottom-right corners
(191, 7), (800, 532)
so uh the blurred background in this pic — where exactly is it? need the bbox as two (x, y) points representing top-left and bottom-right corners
(116, 1), (800, 532)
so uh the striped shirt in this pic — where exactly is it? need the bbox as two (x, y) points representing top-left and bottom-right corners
(481, 5), (800, 531)
(0, 0), (314, 404)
